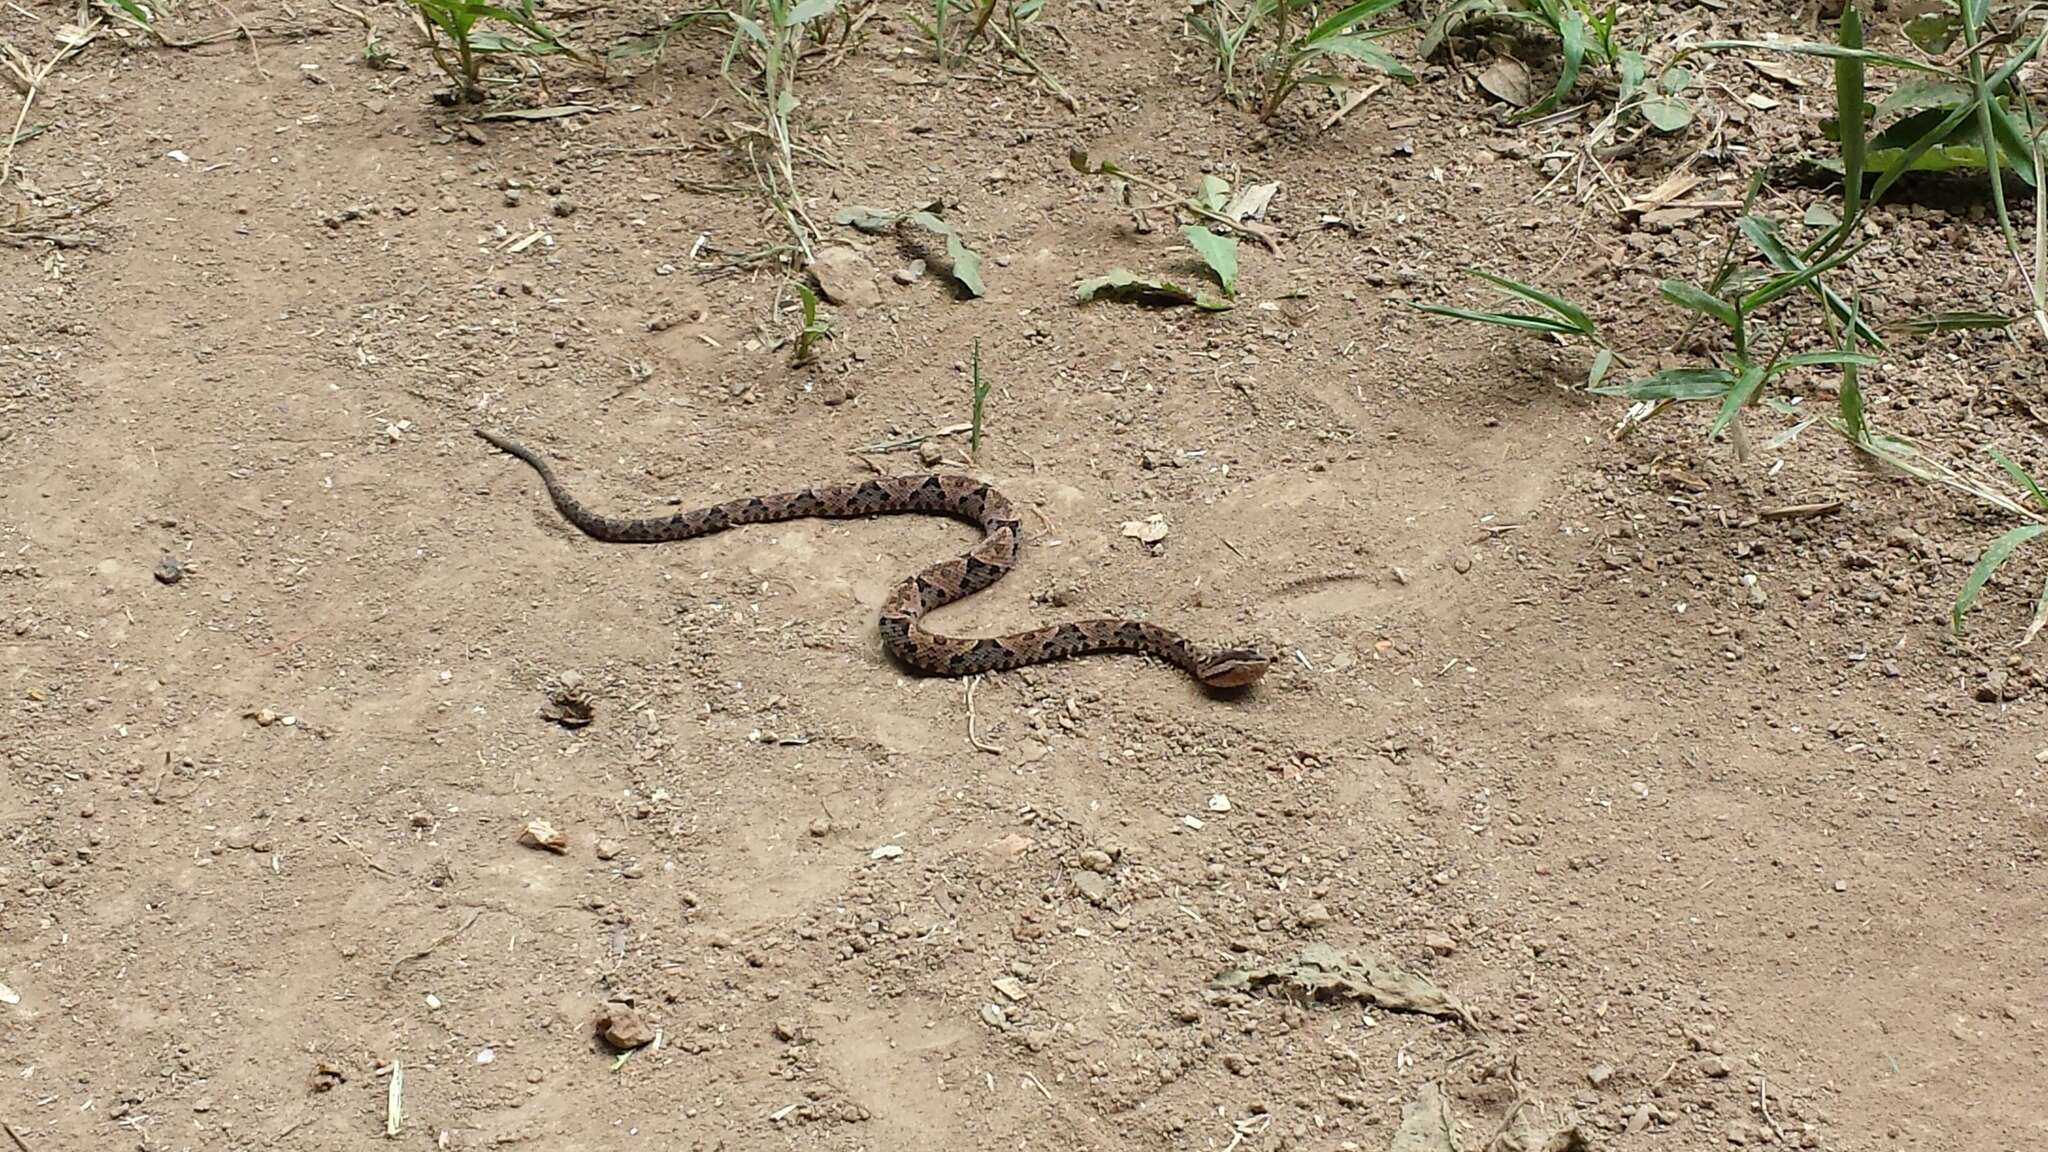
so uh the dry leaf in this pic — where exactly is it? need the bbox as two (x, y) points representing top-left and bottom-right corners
(1477, 57), (1533, 107)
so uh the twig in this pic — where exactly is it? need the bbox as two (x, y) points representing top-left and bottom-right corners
(986, 21), (1075, 112)
(1758, 1075), (1787, 1143)
(388, 907), (487, 977)
(331, 831), (399, 876)
(212, 0), (267, 75)
(965, 676), (1003, 755)
(850, 422), (973, 454)
(1760, 500), (1843, 521)
(4, 1120), (34, 1152)
(384, 1061), (403, 1137)
(1, 19), (97, 186)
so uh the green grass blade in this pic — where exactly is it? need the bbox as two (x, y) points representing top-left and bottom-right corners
(1738, 240), (1867, 313)
(1302, 34), (1416, 79)
(1953, 523), (2048, 632)
(1867, 22), (2048, 206)
(1986, 446), (2048, 509)
(1588, 365), (1734, 400)
(1586, 347), (1614, 391)
(1406, 302), (1584, 336)
(1742, 214), (1885, 347)
(1658, 279), (1740, 331)
(1466, 268), (1595, 335)
(1766, 351), (1880, 374)
(1839, 293), (1868, 444)
(1693, 38), (1945, 74)
(1834, 2), (1865, 234)
(1708, 361), (1768, 438)
(1895, 309), (2015, 334)
(1303, 0), (1404, 42)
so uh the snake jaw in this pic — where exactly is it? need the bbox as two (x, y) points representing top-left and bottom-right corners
(1195, 645), (1273, 689)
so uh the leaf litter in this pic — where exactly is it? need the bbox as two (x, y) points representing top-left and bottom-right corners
(832, 203), (986, 297)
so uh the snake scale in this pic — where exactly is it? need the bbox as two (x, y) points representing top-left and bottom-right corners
(475, 430), (1272, 689)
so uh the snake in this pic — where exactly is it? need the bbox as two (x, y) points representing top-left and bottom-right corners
(474, 429), (1272, 689)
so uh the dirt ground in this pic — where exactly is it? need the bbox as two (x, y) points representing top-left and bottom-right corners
(3, 0), (2046, 1149)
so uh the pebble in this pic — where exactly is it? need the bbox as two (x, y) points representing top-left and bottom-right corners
(1586, 1062), (1614, 1088)
(597, 1003), (655, 1050)
(808, 817), (832, 837)
(1699, 1054), (1737, 1078)
(808, 245), (882, 308)
(1207, 793), (1231, 812)
(594, 839), (621, 861)
(1299, 901), (1332, 927)
(893, 259), (927, 285)
(1423, 931), (1457, 955)
(153, 555), (184, 584)
(1078, 848), (1114, 873)
(1072, 871), (1113, 906)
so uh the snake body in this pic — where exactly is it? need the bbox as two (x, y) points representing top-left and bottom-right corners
(475, 430), (1271, 689)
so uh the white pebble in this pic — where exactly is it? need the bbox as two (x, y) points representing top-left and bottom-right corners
(1207, 794), (1231, 813)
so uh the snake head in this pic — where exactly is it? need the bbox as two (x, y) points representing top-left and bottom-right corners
(1195, 644), (1273, 689)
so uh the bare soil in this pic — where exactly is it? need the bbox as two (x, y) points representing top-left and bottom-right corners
(3, 2), (2045, 1150)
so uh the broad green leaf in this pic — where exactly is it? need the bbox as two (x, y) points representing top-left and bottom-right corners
(1658, 279), (1740, 331)
(1953, 524), (2048, 632)
(784, 0), (837, 26)
(1195, 175), (1231, 212)
(1658, 65), (1693, 94)
(1616, 47), (1646, 103)
(1639, 95), (1693, 132)
(1902, 9), (1958, 54)
(903, 211), (987, 297)
(1075, 270), (1231, 311)
(1182, 225), (1239, 294)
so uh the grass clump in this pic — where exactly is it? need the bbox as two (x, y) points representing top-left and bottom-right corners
(1187, 0), (1415, 123)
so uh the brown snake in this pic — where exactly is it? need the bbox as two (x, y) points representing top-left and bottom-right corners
(475, 430), (1272, 689)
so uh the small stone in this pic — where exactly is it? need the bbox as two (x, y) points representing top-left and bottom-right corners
(979, 1003), (1007, 1029)
(870, 844), (903, 860)
(1207, 793), (1231, 812)
(518, 819), (569, 854)
(596, 1003), (655, 1050)
(1626, 1104), (1653, 1134)
(1586, 1062), (1614, 1088)
(1699, 1054), (1736, 1078)
(808, 817), (831, 837)
(992, 976), (1029, 1002)
(1299, 901), (1332, 927)
(1078, 848), (1114, 874)
(438, 193), (460, 213)
(595, 839), (621, 861)
(1072, 870), (1113, 907)
(153, 555), (184, 584)
(1223, 1053), (1251, 1076)
(808, 245), (883, 308)
(1831, 878), (1848, 892)
(503, 189), (524, 207)
(772, 1018), (802, 1042)
(893, 259), (927, 285)
(192, 1098), (213, 1113)
(1423, 931), (1457, 955)
(1452, 555), (1472, 575)
(917, 440), (944, 467)
(620, 862), (646, 879)
(550, 198), (575, 217)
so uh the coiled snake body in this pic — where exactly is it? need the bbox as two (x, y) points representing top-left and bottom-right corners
(476, 430), (1271, 689)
